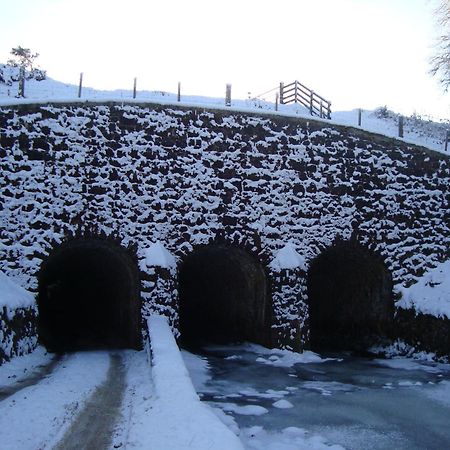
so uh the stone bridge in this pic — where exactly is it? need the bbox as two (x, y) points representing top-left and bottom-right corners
(1, 101), (449, 360)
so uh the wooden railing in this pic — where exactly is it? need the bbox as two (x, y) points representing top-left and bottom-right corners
(280, 80), (331, 119)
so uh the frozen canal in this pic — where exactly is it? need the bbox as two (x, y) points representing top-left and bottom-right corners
(184, 344), (450, 450)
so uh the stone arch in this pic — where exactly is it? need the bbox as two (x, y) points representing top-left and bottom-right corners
(37, 237), (141, 351)
(306, 240), (394, 351)
(178, 244), (271, 346)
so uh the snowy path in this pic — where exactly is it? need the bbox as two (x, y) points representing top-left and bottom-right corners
(54, 353), (126, 450)
(0, 352), (62, 402)
(0, 350), (111, 450)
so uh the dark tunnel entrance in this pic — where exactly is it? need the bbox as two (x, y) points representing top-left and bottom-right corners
(307, 242), (394, 352)
(179, 245), (270, 347)
(38, 238), (141, 352)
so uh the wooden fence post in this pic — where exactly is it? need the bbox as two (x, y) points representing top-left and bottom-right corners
(398, 115), (404, 138)
(177, 82), (181, 102)
(358, 108), (362, 126)
(78, 72), (83, 98)
(133, 77), (137, 99)
(225, 83), (232, 106)
(279, 82), (284, 105)
(445, 130), (449, 152)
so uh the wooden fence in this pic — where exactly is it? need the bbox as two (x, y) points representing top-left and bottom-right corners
(280, 80), (331, 119)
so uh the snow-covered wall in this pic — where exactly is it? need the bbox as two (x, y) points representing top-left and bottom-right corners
(0, 101), (449, 351)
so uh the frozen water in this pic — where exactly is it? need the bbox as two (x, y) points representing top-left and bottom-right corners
(184, 344), (450, 450)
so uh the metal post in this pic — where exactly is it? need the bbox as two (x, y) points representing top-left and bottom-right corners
(133, 77), (137, 99)
(177, 82), (181, 102)
(445, 130), (449, 152)
(398, 115), (404, 138)
(358, 108), (362, 126)
(275, 92), (279, 111)
(225, 83), (232, 106)
(78, 72), (83, 98)
(309, 91), (314, 115)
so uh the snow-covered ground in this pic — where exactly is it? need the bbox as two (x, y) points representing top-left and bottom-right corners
(1, 65), (448, 155)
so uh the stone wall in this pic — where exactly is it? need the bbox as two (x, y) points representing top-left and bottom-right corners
(1, 101), (449, 352)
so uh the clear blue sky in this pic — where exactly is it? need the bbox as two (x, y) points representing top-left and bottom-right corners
(1, 0), (448, 119)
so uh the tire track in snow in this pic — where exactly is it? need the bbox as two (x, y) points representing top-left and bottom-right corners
(53, 353), (126, 450)
(0, 353), (63, 402)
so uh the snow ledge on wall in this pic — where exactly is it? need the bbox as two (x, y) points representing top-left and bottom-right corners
(0, 271), (36, 312)
(270, 244), (306, 272)
(396, 259), (450, 319)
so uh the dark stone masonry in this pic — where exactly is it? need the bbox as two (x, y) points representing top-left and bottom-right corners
(0, 101), (449, 361)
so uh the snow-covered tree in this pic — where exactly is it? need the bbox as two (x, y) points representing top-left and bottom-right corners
(430, 0), (450, 91)
(4, 46), (46, 97)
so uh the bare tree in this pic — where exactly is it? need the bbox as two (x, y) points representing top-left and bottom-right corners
(7, 46), (45, 97)
(430, 0), (450, 91)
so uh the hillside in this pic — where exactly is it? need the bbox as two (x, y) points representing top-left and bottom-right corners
(0, 64), (448, 155)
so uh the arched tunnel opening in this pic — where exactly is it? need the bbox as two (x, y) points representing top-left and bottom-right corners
(307, 242), (394, 352)
(37, 238), (141, 352)
(178, 245), (270, 347)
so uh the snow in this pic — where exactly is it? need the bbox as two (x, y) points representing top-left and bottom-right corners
(0, 345), (51, 387)
(0, 270), (35, 310)
(396, 259), (450, 319)
(219, 403), (269, 416)
(0, 351), (110, 450)
(273, 399), (294, 409)
(146, 315), (244, 450)
(248, 343), (335, 367)
(0, 67), (447, 156)
(270, 244), (307, 272)
(143, 241), (177, 270)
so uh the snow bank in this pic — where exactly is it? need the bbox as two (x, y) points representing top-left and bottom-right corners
(147, 315), (244, 450)
(143, 242), (177, 270)
(270, 244), (306, 272)
(396, 259), (450, 319)
(0, 270), (35, 310)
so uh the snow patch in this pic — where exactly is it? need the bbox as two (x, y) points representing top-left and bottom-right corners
(270, 244), (306, 272)
(273, 399), (294, 409)
(143, 242), (177, 270)
(396, 259), (450, 319)
(0, 270), (35, 310)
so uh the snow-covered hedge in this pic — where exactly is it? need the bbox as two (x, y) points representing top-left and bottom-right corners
(0, 271), (38, 365)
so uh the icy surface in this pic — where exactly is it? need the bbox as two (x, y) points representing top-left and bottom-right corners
(0, 270), (35, 309)
(397, 259), (450, 319)
(184, 344), (450, 450)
